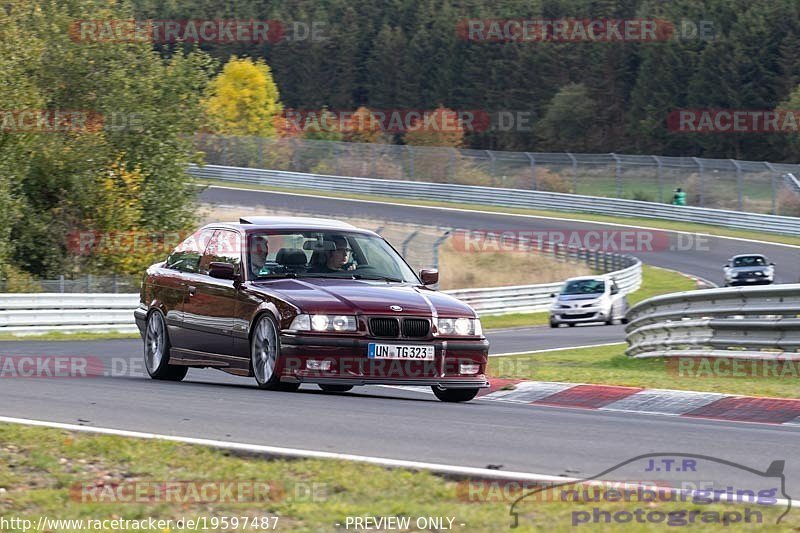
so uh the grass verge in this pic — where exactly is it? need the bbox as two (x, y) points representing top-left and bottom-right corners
(481, 265), (697, 330)
(492, 343), (800, 399)
(0, 331), (139, 342)
(0, 423), (793, 531)
(196, 178), (800, 247)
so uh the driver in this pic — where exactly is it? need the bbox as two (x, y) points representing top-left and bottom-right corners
(310, 235), (353, 273)
(248, 235), (270, 276)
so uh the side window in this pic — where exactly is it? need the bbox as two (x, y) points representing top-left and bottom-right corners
(165, 229), (214, 273)
(199, 230), (242, 275)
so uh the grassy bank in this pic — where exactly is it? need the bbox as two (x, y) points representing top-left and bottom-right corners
(0, 423), (793, 531)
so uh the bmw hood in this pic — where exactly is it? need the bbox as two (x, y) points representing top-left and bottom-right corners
(250, 278), (476, 317)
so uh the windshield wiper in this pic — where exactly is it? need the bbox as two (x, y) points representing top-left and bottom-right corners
(351, 274), (404, 283)
(254, 272), (298, 279)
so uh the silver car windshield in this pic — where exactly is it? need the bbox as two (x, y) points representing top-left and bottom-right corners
(733, 256), (767, 267)
(561, 279), (605, 295)
(247, 230), (419, 283)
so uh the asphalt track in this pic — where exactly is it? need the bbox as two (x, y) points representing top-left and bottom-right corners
(1, 339), (799, 497)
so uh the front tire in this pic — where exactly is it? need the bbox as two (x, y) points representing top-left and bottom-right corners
(251, 314), (299, 392)
(432, 386), (479, 403)
(143, 310), (187, 381)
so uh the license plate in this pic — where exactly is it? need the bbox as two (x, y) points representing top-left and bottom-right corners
(368, 343), (435, 360)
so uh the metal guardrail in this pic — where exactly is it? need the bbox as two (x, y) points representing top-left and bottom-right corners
(625, 285), (800, 360)
(0, 294), (140, 334)
(190, 164), (800, 237)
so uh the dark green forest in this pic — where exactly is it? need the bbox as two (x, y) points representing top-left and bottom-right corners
(133, 0), (800, 161)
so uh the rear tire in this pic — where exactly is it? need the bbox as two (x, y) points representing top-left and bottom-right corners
(432, 386), (479, 403)
(251, 314), (299, 392)
(319, 384), (353, 393)
(143, 310), (187, 381)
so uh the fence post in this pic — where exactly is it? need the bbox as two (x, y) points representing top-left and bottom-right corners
(59, 275), (65, 293)
(692, 157), (705, 207)
(525, 152), (536, 190)
(731, 159), (743, 211)
(86, 274), (92, 292)
(567, 152), (577, 193)
(407, 145), (415, 180)
(487, 150), (496, 186)
(653, 155), (663, 203)
(611, 153), (621, 198)
(432, 231), (451, 270)
(765, 162), (778, 214)
(448, 149), (457, 184)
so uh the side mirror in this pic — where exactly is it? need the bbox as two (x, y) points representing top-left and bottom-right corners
(550, 293), (557, 298)
(724, 264), (730, 268)
(611, 286), (620, 295)
(419, 268), (439, 285)
(209, 261), (237, 280)
(770, 262), (776, 266)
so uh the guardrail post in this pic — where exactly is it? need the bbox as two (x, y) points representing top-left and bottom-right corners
(567, 152), (578, 193)
(525, 152), (536, 189)
(448, 149), (457, 184)
(732, 159), (743, 211)
(86, 274), (92, 292)
(59, 275), (65, 293)
(407, 146), (415, 180)
(611, 153), (622, 198)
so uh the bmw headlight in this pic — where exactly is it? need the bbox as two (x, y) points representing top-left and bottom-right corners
(437, 317), (481, 336)
(290, 314), (357, 332)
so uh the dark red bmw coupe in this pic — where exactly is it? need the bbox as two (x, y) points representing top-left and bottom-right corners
(135, 216), (489, 401)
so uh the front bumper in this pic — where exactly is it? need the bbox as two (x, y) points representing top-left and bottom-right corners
(550, 306), (608, 324)
(134, 305), (147, 339)
(278, 334), (490, 389)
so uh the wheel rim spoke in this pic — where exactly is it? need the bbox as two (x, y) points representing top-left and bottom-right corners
(253, 319), (277, 384)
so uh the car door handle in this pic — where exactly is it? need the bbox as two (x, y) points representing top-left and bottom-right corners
(188, 285), (196, 296)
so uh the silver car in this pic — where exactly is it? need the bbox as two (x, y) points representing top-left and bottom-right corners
(549, 276), (629, 328)
(723, 254), (775, 286)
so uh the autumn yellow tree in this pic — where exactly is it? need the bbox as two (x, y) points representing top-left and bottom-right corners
(342, 106), (385, 143)
(204, 57), (282, 137)
(403, 106), (464, 147)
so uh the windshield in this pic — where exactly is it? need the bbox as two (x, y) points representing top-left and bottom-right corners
(561, 279), (605, 295)
(246, 230), (419, 283)
(733, 256), (767, 267)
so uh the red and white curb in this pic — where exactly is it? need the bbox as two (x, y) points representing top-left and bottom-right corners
(478, 379), (800, 426)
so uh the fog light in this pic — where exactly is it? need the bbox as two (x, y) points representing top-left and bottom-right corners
(307, 360), (332, 371)
(460, 363), (480, 375)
